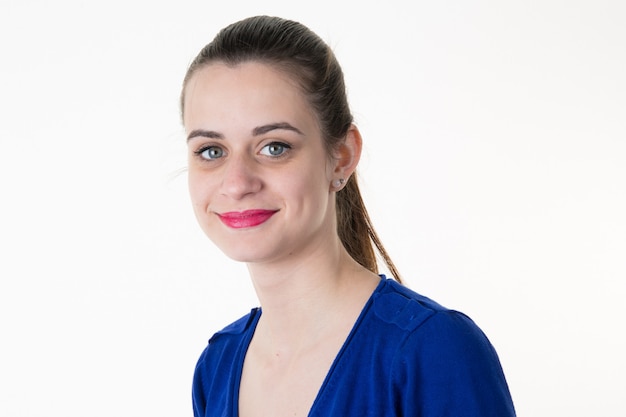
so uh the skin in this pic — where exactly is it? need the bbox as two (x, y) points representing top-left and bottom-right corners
(184, 61), (380, 416)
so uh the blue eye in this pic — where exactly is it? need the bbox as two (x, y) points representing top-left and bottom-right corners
(198, 146), (224, 160)
(260, 142), (290, 157)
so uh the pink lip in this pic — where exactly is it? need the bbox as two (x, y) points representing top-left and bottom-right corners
(217, 209), (278, 229)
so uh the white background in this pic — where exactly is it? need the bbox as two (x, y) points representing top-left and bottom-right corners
(1, 0), (624, 416)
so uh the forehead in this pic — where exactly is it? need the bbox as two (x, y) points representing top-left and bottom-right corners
(183, 62), (315, 129)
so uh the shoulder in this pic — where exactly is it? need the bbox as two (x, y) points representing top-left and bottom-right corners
(371, 278), (449, 332)
(208, 308), (259, 344)
(371, 279), (497, 361)
(375, 279), (516, 416)
(374, 279), (501, 371)
(192, 309), (261, 415)
(195, 308), (259, 370)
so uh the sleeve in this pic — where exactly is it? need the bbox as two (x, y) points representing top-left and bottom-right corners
(391, 310), (516, 417)
(191, 347), (210, 417)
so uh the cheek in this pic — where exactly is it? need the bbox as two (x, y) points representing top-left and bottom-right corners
(187, 171), (213, 208)
(285, 159), (328, 190)
(284, 163), (332, 207)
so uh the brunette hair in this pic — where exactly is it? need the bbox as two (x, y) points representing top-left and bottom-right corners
(180, 15), (402, 283)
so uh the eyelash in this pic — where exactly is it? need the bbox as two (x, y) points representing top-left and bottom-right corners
(193, 141), (293, 161)
(194, 145), (224, 160)
(260, 142), (292, 158)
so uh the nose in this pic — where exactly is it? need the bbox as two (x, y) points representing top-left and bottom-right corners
(220, 154), (262, 199)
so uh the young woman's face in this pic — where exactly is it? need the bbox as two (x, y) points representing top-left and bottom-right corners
(183, 62), (338, 265)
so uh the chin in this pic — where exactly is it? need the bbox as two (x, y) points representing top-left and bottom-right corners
(204, 226), (285, 264)
(215, 242), (274, 264)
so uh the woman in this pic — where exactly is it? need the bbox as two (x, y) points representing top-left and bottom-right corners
(181, 15), (516, 417)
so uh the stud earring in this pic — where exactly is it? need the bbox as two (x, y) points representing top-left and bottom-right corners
(333, 178), (345, 188)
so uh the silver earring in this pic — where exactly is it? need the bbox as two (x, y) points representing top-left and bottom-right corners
(333, 178), (345, 188)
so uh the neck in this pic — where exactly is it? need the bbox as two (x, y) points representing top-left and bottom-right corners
(246, 244), (380, 354)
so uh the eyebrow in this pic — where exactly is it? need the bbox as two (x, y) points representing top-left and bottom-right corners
(186, 129), (223, 141)
(187, 122), (303, 142)
(252, 122), (304, 136)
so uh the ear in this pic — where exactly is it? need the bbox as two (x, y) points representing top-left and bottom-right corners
(332, 124), (362, 182)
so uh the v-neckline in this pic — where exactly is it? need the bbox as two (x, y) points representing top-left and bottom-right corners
(232, 277), (386, 416)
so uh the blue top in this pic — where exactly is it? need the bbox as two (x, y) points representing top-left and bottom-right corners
(192, 277), (516, 416)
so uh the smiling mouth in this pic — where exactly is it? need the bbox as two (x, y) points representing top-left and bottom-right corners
(217, 209), (278, 229)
